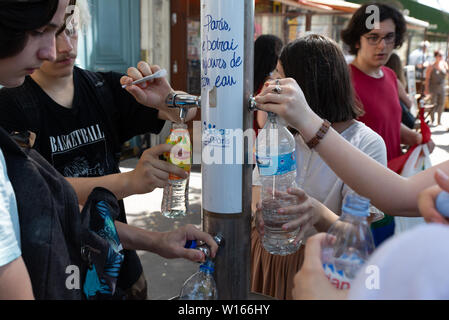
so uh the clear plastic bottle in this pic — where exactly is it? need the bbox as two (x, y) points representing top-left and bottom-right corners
(321, 193), (375, 290)
(179, 260), (217, 300)
(161, 123), (191, 218)
(255, 112), (301, 256)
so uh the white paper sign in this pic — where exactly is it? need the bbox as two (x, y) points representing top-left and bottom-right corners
(201, 0), (245, 214)
(405, 65), (418, 116)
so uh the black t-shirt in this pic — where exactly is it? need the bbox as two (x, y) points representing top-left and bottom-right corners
(0, 67), (165, 177)
(0, 67), (166, 292)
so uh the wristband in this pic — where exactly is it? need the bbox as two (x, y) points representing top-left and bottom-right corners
(306, 120), (331, 149)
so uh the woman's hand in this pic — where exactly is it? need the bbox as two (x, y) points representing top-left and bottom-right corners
(254, 78), (315, 132)
(418, 169), (449, 225)
(292, 233), (348, 300)
(254, 188), (319, 246)
(278, 188), (320, 245)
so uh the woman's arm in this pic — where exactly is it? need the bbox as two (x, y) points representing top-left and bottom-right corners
(256, 111), (268, 130)
(425, 66), (432, 95)
(400, 123), (422, 146)
(397, 79), (413, 109)
(255, 78), (446, 217)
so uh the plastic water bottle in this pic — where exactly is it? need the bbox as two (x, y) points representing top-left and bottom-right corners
(321, 193), (375, 290)
(179, 260), (217, 300)
(256, 112), (301, 256)
(435, 191), (449, 217)
(161, 123), (191, 218)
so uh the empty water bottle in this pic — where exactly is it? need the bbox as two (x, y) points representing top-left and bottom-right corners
(256, 112), (301, 256)
(179, 259), (217, 300)
(161, 122), (191, 218)
(321, 193), (375, 290)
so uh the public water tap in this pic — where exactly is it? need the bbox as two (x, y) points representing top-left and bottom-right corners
(248, 95), (259, 112)
(166, 92), (201, 123)
(185, 233), (225, 261)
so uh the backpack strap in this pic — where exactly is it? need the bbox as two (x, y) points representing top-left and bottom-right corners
(77, 68), (122, 168)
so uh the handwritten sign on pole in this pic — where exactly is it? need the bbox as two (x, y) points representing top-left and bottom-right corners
(201, 0), (245, 214)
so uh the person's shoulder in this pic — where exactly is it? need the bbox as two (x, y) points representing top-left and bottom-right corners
(382, 66), (397, 79)
(344, 121), (387, 161)
(344, 121), (384, 143)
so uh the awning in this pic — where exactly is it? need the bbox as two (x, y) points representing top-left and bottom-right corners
(272, 0), (333, 13)
(270, 0), (430, 28)
(313, 0), (429, 28)
(307, 0), (360, 13)
(348, 0), (432, 30)
(395, 0), (449, 35)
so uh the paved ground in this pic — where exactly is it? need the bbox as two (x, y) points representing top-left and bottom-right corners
(121, 112), (449, 300)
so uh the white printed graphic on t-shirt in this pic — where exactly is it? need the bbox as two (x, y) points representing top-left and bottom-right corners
(49, 124), (113, 177)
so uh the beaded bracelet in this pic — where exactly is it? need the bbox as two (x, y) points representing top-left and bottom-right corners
(306, 120), (331, 149)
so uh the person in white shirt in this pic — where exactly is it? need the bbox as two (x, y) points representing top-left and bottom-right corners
(251, 34), (387, 300)
(0, 0), (69, 300)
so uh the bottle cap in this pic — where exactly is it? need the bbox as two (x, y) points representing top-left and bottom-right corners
(342, 193), (370, 217)
(200, 260), (215, 274)
(436, 191), (449, 218)
(184, 240), (197, 249)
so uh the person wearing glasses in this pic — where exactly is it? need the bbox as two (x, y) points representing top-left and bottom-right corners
(425, 50), (448, 127)
(341, 3), (434, 246)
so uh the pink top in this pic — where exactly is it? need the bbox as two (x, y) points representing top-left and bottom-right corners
(350, 64), (402, 161)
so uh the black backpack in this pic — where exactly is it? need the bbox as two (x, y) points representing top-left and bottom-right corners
(0, 127), (124, 299)
(3, 69), (144, 295)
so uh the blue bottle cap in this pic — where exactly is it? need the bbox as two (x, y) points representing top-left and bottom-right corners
(436, 191), (449, 218)
(342, 193), (370, 217)
(184, 240), (197, 249)
(200, 260), (215, 274)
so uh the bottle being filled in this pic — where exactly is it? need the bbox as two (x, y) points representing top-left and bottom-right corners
(321, 193), (375, 290)
(179, 259), (217, 300)
(179, 234), (224, 300)
(161, 122), (191, 218)
(255, 112), (302, 256)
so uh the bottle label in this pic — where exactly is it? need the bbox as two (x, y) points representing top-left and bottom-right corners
(164, 128), (191, 180)
(323, 253), (364, 290)
(323, 263), (352, 290)
(256, 152), (296, 176)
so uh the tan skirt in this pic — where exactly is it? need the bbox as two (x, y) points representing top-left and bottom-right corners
(250, 226), (305, 300)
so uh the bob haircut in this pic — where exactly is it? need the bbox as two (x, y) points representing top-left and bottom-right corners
(279, 34), (363, 124)
(341, 2), (407, 55)
(0, 0), (59, 59)
(254, 34), (283, 93)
